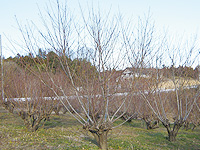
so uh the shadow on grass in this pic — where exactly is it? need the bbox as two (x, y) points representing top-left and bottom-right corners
(84, 136), (98, 146)
(43, 114), (80, 129)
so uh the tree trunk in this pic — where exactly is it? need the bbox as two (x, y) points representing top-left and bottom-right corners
(3, 101), (15, 113)
(143, 118), (159, 130)
(168, 130), (177, 142)
(19, 111), (45, 132)
(165, 122), (182, 142)
(53, 105), (61, 115)
(183, 121), (190, 130)
(31, 118), (42, 132)
(91, 130), (109, 150)
(191, 123), (197, 131)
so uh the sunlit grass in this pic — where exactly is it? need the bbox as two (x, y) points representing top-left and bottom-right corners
(0, 107), (200, 149)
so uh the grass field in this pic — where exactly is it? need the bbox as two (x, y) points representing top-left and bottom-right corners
(0, 107), (200, 150)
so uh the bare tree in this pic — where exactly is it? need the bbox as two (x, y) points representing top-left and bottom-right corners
(2, 61), (57, 132)
(183, 103), (200, 131)
(8, 1), (135, 149)
(121, 11), (200, 141)
(139, 39), (200, 141)
(119, 13), (163, 130)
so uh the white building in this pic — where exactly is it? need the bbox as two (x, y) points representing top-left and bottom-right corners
(121, 68), (151, 80)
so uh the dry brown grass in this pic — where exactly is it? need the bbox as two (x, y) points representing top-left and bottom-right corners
(158, 78), (200, 89)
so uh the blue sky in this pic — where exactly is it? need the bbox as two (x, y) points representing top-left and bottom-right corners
(1, 0), (200, 58)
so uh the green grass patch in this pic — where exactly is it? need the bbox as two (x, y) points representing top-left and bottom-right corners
(0, 107), (200, 149)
